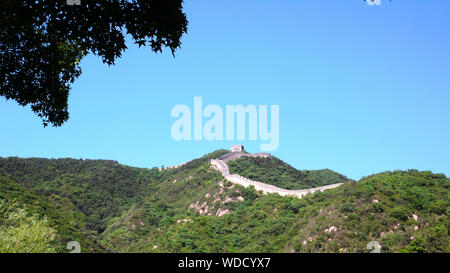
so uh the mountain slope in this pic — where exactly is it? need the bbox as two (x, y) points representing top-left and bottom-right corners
(0, 157), (159, 233)
(0, 152), (448, 253)
(100, 155), (241, 252)
(101, 168), (449, 253)
(0, 150), (231, 252)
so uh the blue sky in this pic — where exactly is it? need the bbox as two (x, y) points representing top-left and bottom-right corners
(1, 0), (449, 180)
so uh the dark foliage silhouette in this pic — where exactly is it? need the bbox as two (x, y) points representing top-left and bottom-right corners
(0, 0), (188, 126)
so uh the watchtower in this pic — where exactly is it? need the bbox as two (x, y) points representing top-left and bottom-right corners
(231, 145), (244, 153)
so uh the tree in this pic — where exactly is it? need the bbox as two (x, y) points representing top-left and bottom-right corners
(0, 0), (188, 126)
(0, 201), (58, 253)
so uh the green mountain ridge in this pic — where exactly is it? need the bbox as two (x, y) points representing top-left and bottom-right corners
(0, 150), (448, 253)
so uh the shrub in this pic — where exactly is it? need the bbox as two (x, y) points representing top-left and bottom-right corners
(389, 207), (409, 221)
(0, 201), (58, 253)
(340, 202), (355, 213)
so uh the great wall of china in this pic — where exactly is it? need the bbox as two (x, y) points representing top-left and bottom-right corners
(210, 151), (343, 198)
(159, 145), (344, 198)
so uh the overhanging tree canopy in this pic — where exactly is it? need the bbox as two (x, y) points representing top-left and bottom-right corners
(0, 0), (188, 126)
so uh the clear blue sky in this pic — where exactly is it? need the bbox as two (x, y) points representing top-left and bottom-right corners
(1, 0), (449, 180)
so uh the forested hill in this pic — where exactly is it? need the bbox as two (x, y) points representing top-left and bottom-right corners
(99, 169), (449, 253)
(0, 172), (103, 252)
(227, 156), (353, 190)
(0, 157), (159, 233)
(0, 152), (448, 253)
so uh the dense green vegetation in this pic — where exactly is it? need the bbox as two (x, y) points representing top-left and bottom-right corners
(0, 151), (448, 253)
(0, 157), (159, 233)
(227, 156), (352, 190)
(100, 168), (449, 253)
(0, 150), (229, 252)
(302, 169), (354, 187)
